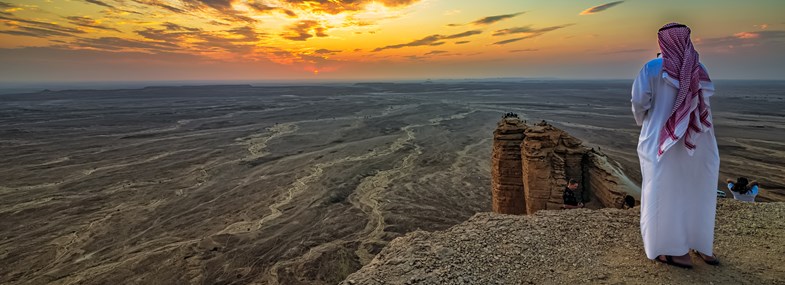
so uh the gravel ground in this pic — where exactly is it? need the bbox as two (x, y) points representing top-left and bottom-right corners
(342, 199), (785, 285)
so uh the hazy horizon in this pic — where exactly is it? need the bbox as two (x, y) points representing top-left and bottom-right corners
(4, 77), (785, 95)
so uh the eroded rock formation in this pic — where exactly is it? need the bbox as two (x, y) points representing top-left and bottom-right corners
(492, 118), (637, 214)
(583, 150), (640, 208)
(491, 116), (527, 214)
(521, 121), (589, 213)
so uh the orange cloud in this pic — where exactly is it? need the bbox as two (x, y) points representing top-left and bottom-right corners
(471, 12), (524, 25)
(373, 30), (482, 51)
(735, 32), (760, 39)
(579, 1), (624, 15)
(281, 20), (328, 41)
(0, 14), (86, 37)
(492, 24), (574, 45)
(448, 12), (524, 27)
(492, 24), (574, 37)
(700, 30), (785, 52)
(66, 16), (121, 32)
(279, 0), (419, 14)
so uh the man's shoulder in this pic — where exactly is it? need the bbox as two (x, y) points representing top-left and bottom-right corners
(643, 58), (663, 72)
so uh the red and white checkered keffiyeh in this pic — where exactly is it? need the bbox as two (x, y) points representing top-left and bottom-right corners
(657, 23), (712, 160)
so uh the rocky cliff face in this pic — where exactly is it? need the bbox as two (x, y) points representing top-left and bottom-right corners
(490, 117), (527, 214)
(583, 150), (640, 208)
(520, 121), (589, 213)
(492, 119), (637, 214)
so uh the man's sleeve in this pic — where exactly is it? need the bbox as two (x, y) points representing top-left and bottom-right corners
(631, 64), (653, 126)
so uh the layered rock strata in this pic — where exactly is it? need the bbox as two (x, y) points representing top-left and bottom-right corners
(490, 117), (527, 214)
(520, 121), (589, 213)
(492, 118), (637, 214)
(583, 150), (640, 208)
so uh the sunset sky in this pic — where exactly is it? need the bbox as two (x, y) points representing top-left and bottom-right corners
(1, 0), (784, 82)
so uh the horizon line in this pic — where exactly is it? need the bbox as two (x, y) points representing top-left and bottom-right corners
(2, 78), (783, 96)
(3, 77), (784, 87)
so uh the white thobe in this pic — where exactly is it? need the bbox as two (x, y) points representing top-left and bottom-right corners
(631, 58), (719, 259)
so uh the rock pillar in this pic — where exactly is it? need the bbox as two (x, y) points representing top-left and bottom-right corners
(521, 122), (589, 214)
(492, 118), (637, 214)
(491, 117), (527, 214)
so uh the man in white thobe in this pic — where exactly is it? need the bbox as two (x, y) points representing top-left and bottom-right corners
(631, 23), (720, 268)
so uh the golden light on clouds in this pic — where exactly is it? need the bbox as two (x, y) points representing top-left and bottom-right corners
(1, 0), (784, 81)
(734, 32), (759, 39)
(579, 1), (624, 15)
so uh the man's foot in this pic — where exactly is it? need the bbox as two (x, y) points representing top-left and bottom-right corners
(693, 251), (720, 265)
(656, 254), (693, 269)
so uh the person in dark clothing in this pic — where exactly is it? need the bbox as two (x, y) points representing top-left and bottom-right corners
(624, 195), (636, 209)
(562, 179), (584, 209)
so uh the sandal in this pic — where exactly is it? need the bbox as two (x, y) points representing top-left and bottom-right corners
(694, 251), (720, 266)
(655, 255), (693, 269)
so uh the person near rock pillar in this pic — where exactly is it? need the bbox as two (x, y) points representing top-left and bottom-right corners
(623, 195), (636, 209)
(631, 23), (720, 269)
(561, 179), (584, 209)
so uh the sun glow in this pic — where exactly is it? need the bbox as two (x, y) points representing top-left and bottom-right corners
(2, 0), (784, 80)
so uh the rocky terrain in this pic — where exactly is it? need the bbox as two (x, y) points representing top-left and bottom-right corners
(0, 84), (498, 285)
(492, 117), (635, 214)
(342, 199), (785, 284)
(1, 81), (783, 284)
(490, 115), (527, 214)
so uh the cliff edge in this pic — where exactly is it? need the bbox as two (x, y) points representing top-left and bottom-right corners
(342, 199), (785, 284)
(492, 117), (639, 215)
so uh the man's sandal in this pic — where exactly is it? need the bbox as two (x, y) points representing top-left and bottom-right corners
(655, 255), (693, 269)
(693, 251), (720, 266)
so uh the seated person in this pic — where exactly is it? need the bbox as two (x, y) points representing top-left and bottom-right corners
(727, 177), (759, 202)
(562, 179), (584, 209)
(623, 195), (636, 209)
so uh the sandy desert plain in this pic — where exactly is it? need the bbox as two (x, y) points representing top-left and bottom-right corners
(1, 80), (783, 284)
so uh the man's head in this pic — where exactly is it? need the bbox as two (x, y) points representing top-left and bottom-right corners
(568, 179), (579, 190)
(736, 177), (749, 187)
(658, 23), (692, 57)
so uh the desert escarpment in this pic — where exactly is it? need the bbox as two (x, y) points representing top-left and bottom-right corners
(0, 85), (497, 285)
(520, 121), (589, 212)
(492, 118), (638, 214)
(1, 82), (782, 285)
(342, 199), (785, 284)
(583, 149), (641, 208)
